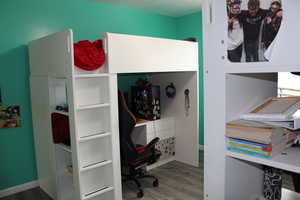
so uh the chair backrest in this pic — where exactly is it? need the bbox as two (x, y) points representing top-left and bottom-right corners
(118, 90), (138, 164)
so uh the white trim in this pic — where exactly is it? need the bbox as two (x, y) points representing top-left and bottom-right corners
(146, 156), (175, 171)
(199, 145), (204, 151)
(0, 181), (39, 198)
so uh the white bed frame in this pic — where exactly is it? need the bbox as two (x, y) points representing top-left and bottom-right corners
(29, 30), (199, 200)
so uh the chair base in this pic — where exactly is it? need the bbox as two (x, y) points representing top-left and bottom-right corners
(122, 166), (159, 198)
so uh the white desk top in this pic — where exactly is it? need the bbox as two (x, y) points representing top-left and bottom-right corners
(135, 119), (151, 127)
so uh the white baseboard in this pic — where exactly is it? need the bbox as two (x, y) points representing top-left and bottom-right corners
(147, 156), (175, 171)
(199, 145), (204, 151)
(0, 181), (39, 198)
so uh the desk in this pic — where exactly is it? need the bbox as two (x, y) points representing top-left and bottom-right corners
(133, 118), (176, 170)
(135, 119), (149, 127)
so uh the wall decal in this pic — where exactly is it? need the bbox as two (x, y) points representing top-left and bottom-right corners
(155, 137), (175, 160)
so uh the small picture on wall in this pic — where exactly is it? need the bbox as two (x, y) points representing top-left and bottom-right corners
(227, 0), (283, 63)
(0, 88), (2, 104)
(0, 106), (21, 129)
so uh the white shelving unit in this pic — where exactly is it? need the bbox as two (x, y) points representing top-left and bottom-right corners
(29, 30), (199, 200)
(203, 1), (300, 200)
(29, 30), (121, 200)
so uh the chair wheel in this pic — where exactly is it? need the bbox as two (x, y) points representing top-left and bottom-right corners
(137, 190), (144, 198)
(153, 180), (159, 187)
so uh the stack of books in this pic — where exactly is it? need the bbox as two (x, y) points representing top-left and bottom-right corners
(226, 120), (297, 159)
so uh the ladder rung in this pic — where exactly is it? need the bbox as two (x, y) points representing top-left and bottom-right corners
(82, 186), (114, 200)
(78, 132), (111, 142)
(81, 160), (112, 172)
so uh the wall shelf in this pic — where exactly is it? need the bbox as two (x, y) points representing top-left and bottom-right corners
(55, 144), (74, 200)
(52, 110), (69, 116)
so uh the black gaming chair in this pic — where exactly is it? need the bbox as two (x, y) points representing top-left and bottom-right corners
(118, 90), (161, 198)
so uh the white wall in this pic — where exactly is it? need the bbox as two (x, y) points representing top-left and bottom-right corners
(278, 72), (300, 98)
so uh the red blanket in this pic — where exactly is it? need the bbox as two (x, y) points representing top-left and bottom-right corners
(74, 40), (105, 71)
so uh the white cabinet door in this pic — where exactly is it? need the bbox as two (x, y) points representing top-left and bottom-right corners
(30, 77), (57, 199)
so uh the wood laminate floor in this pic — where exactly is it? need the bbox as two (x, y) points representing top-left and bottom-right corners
(2, 148), (299, 200)
(123, 160), (203, 200)
(0, 156), (203, 200)
(1, 153), (298, 200)
(0, 188), (52, 200)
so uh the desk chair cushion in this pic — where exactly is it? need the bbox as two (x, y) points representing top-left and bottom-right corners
(130, 139), (161, 167)
(129, 149), (161, 167)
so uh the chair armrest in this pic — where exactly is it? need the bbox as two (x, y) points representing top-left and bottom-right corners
(145, 137), (160, 151)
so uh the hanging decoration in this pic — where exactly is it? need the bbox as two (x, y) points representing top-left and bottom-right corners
(165, 83), (176, 98)
(184, 89), (190, 117)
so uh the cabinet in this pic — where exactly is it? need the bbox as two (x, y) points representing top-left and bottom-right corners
(203, 0), (300, 199)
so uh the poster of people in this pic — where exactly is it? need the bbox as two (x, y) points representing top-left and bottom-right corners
(227, 0), (283, 62)
(0, 106), (21, 129)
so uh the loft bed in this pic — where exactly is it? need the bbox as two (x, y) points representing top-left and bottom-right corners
(29, 29), (199, 200)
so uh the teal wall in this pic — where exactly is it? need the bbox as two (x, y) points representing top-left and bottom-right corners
(0, 0), (203, 191)
(176, 13), (204, 146)
(0, 0), (177, 191)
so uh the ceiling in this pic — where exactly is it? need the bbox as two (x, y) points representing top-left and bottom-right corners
(93, 0), (202, 17)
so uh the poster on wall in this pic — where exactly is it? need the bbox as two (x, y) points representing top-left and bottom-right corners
(0, 88), (2, 104)
(227, 0), (283, 62)
(0, 106), (21, 129)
